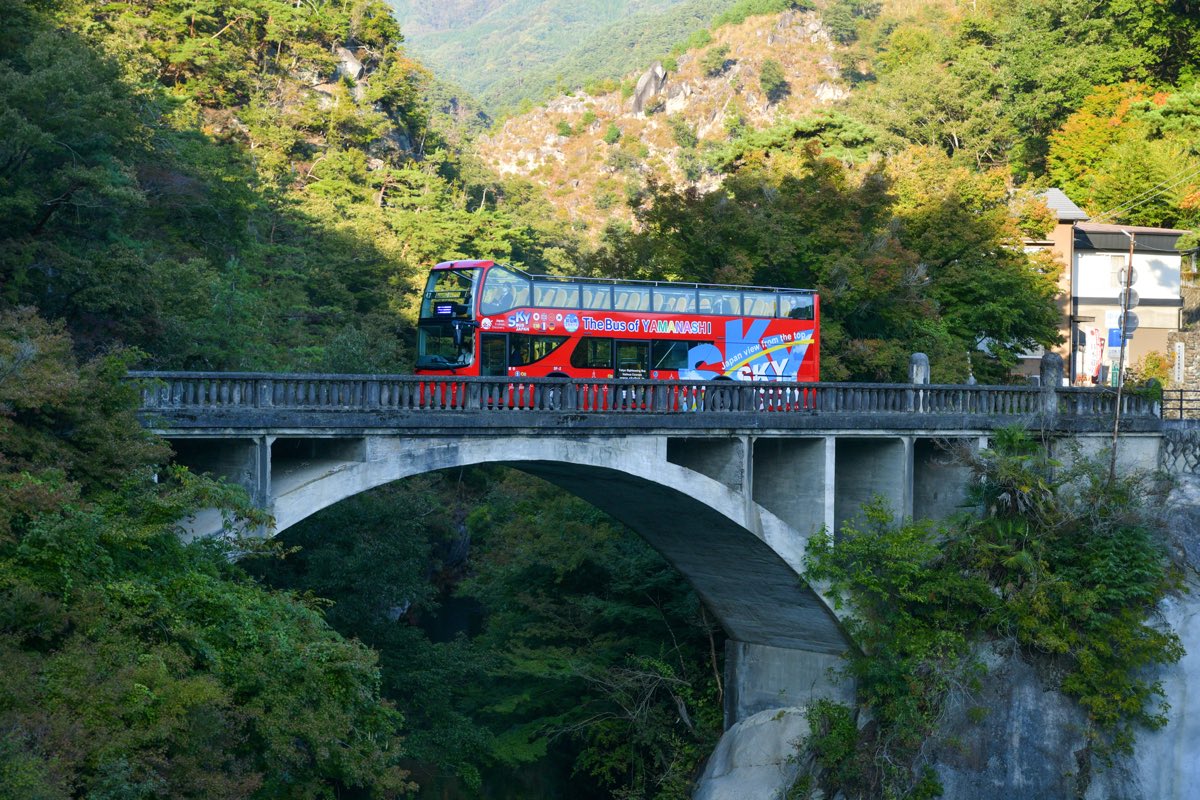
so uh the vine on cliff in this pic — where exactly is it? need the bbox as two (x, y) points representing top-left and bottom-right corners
(801, 429), (1183, 799)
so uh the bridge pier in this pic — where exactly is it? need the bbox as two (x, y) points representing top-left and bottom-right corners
(750, 437), (833, 538)
(833, 437), (909, 533)
(724, 641), (854, 726)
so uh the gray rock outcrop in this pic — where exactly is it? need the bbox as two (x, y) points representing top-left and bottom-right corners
(632, 62), (668, 115)
(694, 707), (810, 800)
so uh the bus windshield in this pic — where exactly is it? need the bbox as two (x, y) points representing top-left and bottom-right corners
(416, 322), (474, 369)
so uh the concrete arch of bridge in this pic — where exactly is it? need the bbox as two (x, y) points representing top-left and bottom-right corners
(266, 435), (849, 659)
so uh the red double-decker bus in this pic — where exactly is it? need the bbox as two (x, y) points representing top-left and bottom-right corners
(414, 260), (819, 382)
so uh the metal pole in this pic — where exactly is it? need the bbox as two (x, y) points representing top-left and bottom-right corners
(1109, 231), (1135, 483)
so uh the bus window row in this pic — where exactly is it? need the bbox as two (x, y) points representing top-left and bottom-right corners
(479, 268), (814, 320)
(569, 337), (711, 373)
(481, 334), (714, 373)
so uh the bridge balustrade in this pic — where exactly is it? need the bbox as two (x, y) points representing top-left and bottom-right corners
(129, 372), (1161, 419)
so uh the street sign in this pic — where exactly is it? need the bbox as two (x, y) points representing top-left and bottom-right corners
(1118, 267), (1139, 286)
(1120, 289), (1139, 309)
(1118, 311), (1140, 333)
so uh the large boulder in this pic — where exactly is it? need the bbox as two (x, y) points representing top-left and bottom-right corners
(694, 707), (810, 800)
(631, 62), (668, 115)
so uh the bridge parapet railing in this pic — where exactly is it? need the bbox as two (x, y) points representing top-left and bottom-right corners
(1057, 387), (1160, 419)
(129, 372), (1159, 419)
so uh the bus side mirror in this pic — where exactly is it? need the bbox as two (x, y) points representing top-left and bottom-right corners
(452, 320), (475, 349)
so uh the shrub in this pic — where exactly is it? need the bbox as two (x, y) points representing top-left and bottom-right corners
(555, 120), (573, 137)
(760, 59), (789, 102)
(603, 123), (622, 144)
(668, 115), (697, 149)
(701, 44), (731, 76)
(606, 147), (640, 172)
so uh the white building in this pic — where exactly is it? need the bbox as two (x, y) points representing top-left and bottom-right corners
(1069, 222), (1187, 384)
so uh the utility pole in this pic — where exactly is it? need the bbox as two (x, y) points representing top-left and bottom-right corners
(1109, 230), (1136, 483)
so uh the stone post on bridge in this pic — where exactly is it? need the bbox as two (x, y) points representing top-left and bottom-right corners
(907, 352), (929, 413)
(909, 352), (930, 385)
(1041, 353), (1064, 417)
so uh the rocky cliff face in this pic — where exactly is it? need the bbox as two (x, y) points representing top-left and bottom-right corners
(475, 10), (849, 236)
(694, 430), (1200, 800)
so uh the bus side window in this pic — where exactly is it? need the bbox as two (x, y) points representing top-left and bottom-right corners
(699, 290), (734, 315)
(744, 292), (777, 317)
(653, 289), (696, 313)
(510, 334), (568, 366)
(481, 267), (530, 314)
(570, 338), (613, 369)
(582, 284), (612, 310)
(780, 293), (814, 320)
(651, 340), (689, 371)
(534, 282), (557, 307)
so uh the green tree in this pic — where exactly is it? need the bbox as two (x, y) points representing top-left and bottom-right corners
(0, 310), (414, 798)
(603, 122), (623, 144)
(1048, 83), (1200, 228)
(759, 58), (788, 103)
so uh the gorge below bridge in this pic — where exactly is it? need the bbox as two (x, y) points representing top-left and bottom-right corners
(134, 357), (1174, 726)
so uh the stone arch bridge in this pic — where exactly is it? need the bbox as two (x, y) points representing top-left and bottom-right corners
(133, 365), (1165, 726)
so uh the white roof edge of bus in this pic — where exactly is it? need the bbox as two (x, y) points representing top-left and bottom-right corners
(438, 260), (816, 295)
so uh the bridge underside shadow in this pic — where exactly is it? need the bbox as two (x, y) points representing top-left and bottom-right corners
(172, 433), (859, 723)
(515, 460), (844, 655)
(512, 459), (857, 724)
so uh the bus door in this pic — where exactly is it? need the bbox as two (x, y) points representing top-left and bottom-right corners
(615, 340), (649, 379)
(480, 333), (508, 377)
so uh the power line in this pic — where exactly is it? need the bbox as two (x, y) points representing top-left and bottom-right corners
(1091, 161), (1200, 224)
(1094, 160), (1200, 219)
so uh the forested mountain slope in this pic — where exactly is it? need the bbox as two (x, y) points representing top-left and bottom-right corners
(0, 0), (579, 371)
(388, 0), (747, 112)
